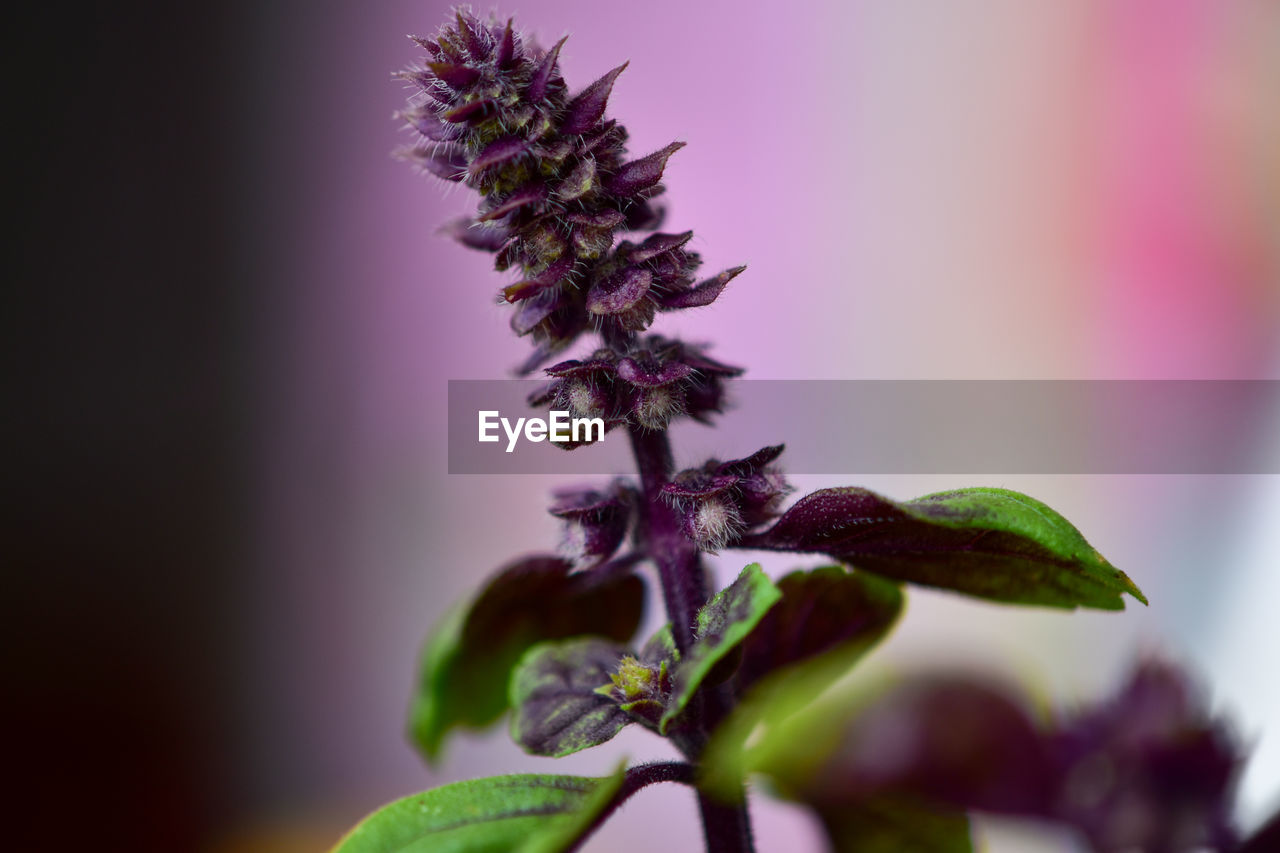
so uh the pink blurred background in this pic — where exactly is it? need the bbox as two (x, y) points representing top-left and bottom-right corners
(18, 1), (1274, 851)
(239, 1), (1280, 850)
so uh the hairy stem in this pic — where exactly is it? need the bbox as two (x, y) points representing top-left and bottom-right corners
(566, 761), (696, 853)
(627, 427), (755, 852)
(697, 782), (756, 853)
(628, 426), (708, 656)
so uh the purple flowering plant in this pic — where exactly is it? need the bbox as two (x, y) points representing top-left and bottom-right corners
(334, 10), (1272, 852)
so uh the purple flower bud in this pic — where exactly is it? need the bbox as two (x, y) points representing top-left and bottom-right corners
(397, 143), (468, 181)
(629, 385), (687, 432)
(452, 10), (491, 60)
(526, 35), (567, 102)
(470, 136), (530, 174)
(556, 158), (598, 201)
(607, 141), (685, 197)
(586, 266), (656, 331)
(396, 105), (458, 142)
(662, 446), (790, 550)
(440, 217), (509, 251)
(549, 482), (635, 568)
(426, 60), (481, 90)
(627, 230), (693, 264)
(660, 265), (746, 310)
(495, 19), (517, 69)
(561, 63), (628, 136)
(476, 182), (546, 222)
(441, 98), (499, 125)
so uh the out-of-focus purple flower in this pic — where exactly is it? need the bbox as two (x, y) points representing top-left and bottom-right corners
(759, 659), (1242, 852)
(1048, 659), (1241, 852)
(548, 481), (635, 569)
(396, 11), (742, 366)
(661, 445), (790, 551)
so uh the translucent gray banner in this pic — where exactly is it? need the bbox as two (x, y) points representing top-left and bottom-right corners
(448, 380), (1280, 475)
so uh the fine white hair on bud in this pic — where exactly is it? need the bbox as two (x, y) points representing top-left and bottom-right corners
(566, 378), (606, 419)
(690, 497), (743, 553)
(633, 386), (684, 431)
(559, 518), (591, 568)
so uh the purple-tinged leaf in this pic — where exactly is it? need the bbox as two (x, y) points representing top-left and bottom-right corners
(477, 183), (547, 222)
(732, 567), (902, 698)
(741, 486), (1147, 611)
(706, 657), (1241, 852)
(607, 141), (685, 196)
(708, 673), (1054, 823)
(661, 265), (746, 309)
(527, 35), (568, 102)
(561, 63), (628, 135)
(442, 98), (498, 124)
(818, 678), (1056, 814)
(471, 136), (529, 173)
(426, 60), (480, 90)
(659, 564), (780, 733)
(586, 266), (652, 315)
(509, 638), (632, 757)
(407, 555), (644, 763)
(439, 217), (509, 252)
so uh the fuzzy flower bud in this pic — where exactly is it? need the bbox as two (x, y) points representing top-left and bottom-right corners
(662, 445), (791, 551)
(528, 336), (742, 442)
(548, 481), (635, 568)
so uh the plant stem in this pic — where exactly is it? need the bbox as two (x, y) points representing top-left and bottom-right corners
(566, 761), (696, 853)
(697, 782), (756, 853)
(627, 426), (707, 656)
(627, 426), (756, 853)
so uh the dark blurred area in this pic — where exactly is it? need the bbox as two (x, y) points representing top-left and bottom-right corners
(8, 3), (253, 849)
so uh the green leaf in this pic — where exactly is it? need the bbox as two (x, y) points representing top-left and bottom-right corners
(509, 638), (632, 757)
(659, 563), (780, 733)
(332, 767), (626, 853)
(743, 486), (1146, 610)
(731, 566), (903, 698)
(409, 556), (644, 763)
(816, 799), (973, 853)
(698, 567), (904, 794)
